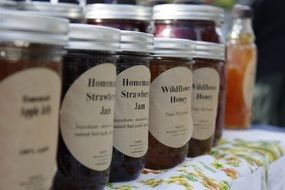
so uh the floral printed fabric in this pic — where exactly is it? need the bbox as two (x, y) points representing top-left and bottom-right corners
(107, 130), (285, 190)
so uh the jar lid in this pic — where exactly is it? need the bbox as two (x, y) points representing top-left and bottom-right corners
(194, 41), (225, 61)
(19, 2), (82, 20)
(154, 38), (194, 59)
(67, 24), (121, 51)
(0, 0), (17, 9)
(233, 4), (252, 19)
(85, 4), (152, 21)
(0, 10), (68, 46)
(121, 30), (154, 53)
(153, 4), (224, 24)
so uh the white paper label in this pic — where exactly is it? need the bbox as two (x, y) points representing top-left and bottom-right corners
(0, 68), (61, 190)
(149, 67), (193, 148)
(192, 68), (220, 140)
(114, 66), (150, 158)
(60, 63), (116, 171)
(243, 57), (257, 108)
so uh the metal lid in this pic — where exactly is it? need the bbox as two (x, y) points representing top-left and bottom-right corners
(194, 41), (225, 60)
(0, 10), (69, 46)
(233, 4), (252, 19)
(85, 4), (152, 21)
(154, 38), (194, 59)
(0, 0), (17, 9)
(67, 24), (121, 51)
(153, 4), (224, 24)
(121, 30), (154, 53)
(19, 2), (82, 20)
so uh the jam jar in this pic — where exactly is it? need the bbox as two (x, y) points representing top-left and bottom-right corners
(146, 38), (194, 169)
(110, 31), (153, 182)
(153, 4), (224, 42)
(85, 4), (152, 32)
(0, 10), (68, 190)
(19, 1), (83, 23)
(53, 24), (120, 190)
(188, 41), (225, 157)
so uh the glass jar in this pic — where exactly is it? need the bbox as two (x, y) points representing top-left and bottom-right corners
(110, 31), (153, 182)
(19, 2), (83, 23)
(225, 5), (257, 129)
(0, 10), (68, 190)
(85, 4), (152, 32)
(153, 4), (224, 43)
(53, 24), (120, 190)
(146, 38), (194, 169)
(188, 41), (225, 157)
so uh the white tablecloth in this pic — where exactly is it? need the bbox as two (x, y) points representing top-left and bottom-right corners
(107, 129), (285, 190)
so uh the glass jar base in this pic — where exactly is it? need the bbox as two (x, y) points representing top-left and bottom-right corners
(52, 172), (107, 190)
(146, 158), (186, 170)
(225, 125), (251, 129)
(109, 172), (141, 183)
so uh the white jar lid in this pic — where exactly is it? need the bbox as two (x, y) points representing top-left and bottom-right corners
(67, 24), (121, 51)
(194, 41), (225, 61)
(154, 37), (194, 59)
(85, 4), (152, 21)
(0, 10), (69, 46)
(19, 2), (83, 20)
(121, 30), (154, 53)
(0, 0), (17, 10)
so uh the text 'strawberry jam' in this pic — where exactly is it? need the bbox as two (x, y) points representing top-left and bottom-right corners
(110, 31), (153, 182)
(53, 24), (120, 190)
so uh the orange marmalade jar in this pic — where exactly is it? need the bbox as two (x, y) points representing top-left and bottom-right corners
(225, 5), (257, 129)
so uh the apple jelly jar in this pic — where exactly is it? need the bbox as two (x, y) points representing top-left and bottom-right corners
(146, 38), (194, 169)
(53, 24), (120, 190)
(188, 41), (225, 157)
(110, 31), (153, 182)
(153, 4), (224, 43)
(0, 10), (68, 190)
(85, 4), (152, 32)
(19, 1), (83, 23)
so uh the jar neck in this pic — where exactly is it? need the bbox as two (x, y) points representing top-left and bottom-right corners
(194, 57), (224, 63)
(228, 18), (255, 44)
(156, 19), (216, 26)
(66, 49), (117, 55)
(193, 56), (225, 62)
(155, 56), (191, 62)
(0, 42), (65, 62)
(120, 51), (152, 58)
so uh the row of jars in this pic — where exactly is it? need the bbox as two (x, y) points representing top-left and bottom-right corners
(59, 2), (254, 132)
(2, 0), (226, 143)
(0, 9), (225, 190)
